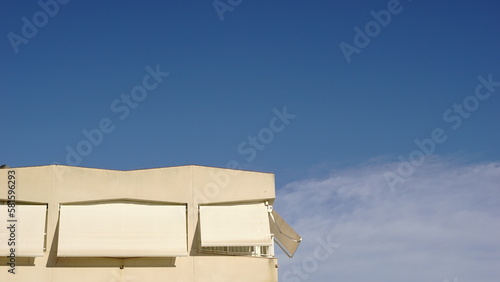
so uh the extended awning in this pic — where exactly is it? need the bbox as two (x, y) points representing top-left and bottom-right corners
(269, 209), (302, 258)
(0, 204), (47, 257)
(57, 203), (187, 257)
(199, 203), (273, 247)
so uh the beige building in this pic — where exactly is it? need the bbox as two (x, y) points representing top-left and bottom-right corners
(0, 165), (301, 282)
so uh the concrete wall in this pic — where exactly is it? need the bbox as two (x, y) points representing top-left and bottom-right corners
(0, 165), (279, 282)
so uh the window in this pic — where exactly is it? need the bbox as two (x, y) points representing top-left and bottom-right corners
(57, 203), (187, 257)
(0, 204), (47, 257)
(199, 202), (273, 257)
(199, 202), (302, 258)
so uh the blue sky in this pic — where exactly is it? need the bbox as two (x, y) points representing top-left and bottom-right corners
(1, 0), (499, 281)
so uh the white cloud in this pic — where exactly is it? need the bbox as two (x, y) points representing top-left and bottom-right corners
(274, 158), (500, 282)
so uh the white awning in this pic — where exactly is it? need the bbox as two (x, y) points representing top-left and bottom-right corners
(0, 204), (47, 257)
(58, 203), (187, 257)
(269, 209), (302, 257)
(199, 203), (272, 247)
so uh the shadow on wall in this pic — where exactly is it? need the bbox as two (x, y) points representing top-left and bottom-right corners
(0, 257), (35, 267)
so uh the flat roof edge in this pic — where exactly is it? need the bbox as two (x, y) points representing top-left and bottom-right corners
(5, 164), (274, 175)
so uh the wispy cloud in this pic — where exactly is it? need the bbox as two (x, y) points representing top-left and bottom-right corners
(275, 157), (500, 282)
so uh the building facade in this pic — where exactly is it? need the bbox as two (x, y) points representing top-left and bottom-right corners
(0, 165), (300, 282)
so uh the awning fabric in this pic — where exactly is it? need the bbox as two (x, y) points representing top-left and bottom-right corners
(58, 203), (187, 257)
(269, 209), (302, 257)
(0, 204), (47, 257)
(199, 203), (272, 247)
